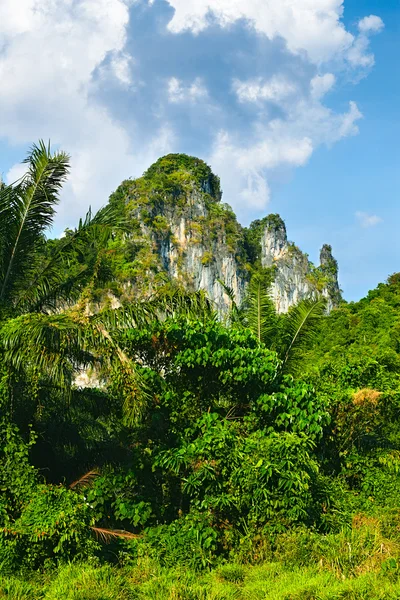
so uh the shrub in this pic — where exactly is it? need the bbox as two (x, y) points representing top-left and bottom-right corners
(1, 485), (98, 570)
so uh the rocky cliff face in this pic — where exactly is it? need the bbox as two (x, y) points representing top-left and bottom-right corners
(111, 154), (341, 313)
(259, 216), (340, 312)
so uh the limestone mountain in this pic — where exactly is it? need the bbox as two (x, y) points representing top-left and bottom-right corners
(108, 154), (341, 313)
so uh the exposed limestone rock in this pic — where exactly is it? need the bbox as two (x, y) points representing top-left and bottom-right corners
(111, 154), (248, 313)
(111, 154), (341, 314)
(259, 215), (341, 313)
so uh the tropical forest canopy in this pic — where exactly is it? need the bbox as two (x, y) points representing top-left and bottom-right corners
(1, 143), (400, 599)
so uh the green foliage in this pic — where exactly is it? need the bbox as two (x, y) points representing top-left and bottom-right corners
(1, 485), (98, 570)
(143, 154), (221, 199)
(201, 251), (213, 265)
(2, 141), (400, 598)
(0, 420), (38, 523)
(252, 376), (330, 441)
(156, 417), (320, 530)
(122, 317), (279, 430)
(0, 141), (70, 309)
(143, 511), (219, 570)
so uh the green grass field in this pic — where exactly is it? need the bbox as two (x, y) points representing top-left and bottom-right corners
(2, 559), (400, 600)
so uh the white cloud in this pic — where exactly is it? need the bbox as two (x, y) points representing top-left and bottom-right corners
(233, 76), (296, 104)
(358, 15), (384, 34)
(6, 163), (29, 186)
(110, 52), (134, 86)
(167, 77), (208, 103)
(356, 211), (383, 228)
(0, 0), (385, 231)
(347, 15), (384, 68)
(163, 0), (384, 67)
(347, 35), (375, 68)
(162, 1), (382, 216)
(0, 0), (161, 231)
(207, 93), (362, 215)
(310, 74), (336, 100)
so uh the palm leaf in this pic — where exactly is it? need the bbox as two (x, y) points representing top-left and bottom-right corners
(0, 140), (70, 304)
(70, 469), (100, 489)
(13, 203), (128, 314)
(0, 301), (159, 422)
(281, 297), (327, 374)
(91, 527), (139, 542)
(150, 286), (216, 322)
(217, 279), (242, 324)
(243, 274), (278, 345)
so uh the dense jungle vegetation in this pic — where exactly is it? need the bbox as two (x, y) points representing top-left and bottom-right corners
(1, 143), (400, 599)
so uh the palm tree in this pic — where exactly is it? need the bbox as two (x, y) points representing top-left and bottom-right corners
(226, 270), (327, 375)
(0, 142), (215, 424)
(0, 142), (147, 423)
(0, 140), (70, 313)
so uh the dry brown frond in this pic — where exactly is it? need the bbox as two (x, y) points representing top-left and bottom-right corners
(69, 469), (99, 489)
(91, 527), (140, 543)
(352, 388), (382, 407)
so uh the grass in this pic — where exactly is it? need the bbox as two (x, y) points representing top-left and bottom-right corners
(2, 518), (400, 599)
(2, 560), (400, 600)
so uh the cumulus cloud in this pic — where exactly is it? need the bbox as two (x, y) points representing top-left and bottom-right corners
(209, 130), (312, 212)
(109, 52), (134, 87)
(348, 15), (385, 68)
(164, 0), (355, 63)
(207, 97), (361, 217)
(159, 0), (382, 216)
(310, 74), (336, 100)
(358, 15), (385, 34)
(163, 0), (384, 68)
(0, 0), (385, 229)
(356, 212), (383, 228)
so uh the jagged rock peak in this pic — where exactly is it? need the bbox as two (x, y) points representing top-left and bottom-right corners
(243, 215), (341, 313)
(111, 154), (247, 312)
(260, 214), (288, 268)
(320, 244), (338, 272)
(110, 155), (341, 314)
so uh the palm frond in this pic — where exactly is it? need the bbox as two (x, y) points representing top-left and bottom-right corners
(243, 274), (277, 346)
(91, 527), (140, 543)
(14, 203), (128, 314)
(0, 312), (94, 395)
(217, 279), (242, 324)
(0, 140), (70, 304)
(69, 469), (99, 489)
(281, 297), (327, 374)
(150, 286), (216, 322)
(0, 303), (154, 422)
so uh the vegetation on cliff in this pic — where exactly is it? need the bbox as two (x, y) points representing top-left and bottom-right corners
(105, 153), (245, 297)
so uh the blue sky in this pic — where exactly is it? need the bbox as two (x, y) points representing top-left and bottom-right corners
(0, 0), (398, 301)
